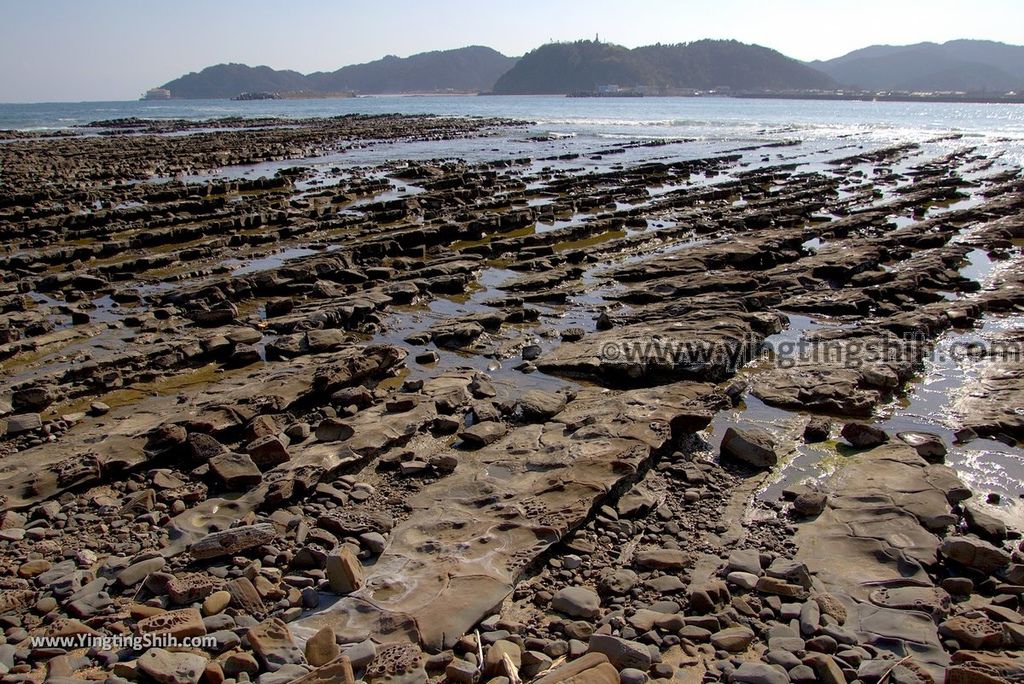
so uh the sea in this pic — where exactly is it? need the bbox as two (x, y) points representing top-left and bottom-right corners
(2, 95), (1024, 167)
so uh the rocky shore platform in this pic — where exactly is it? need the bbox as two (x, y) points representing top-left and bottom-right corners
(1, 115), (1023, 684)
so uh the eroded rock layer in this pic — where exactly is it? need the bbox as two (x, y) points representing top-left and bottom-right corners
(0, 115), (1023, 684)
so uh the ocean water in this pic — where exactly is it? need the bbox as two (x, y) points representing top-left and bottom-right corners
(3, 95), (1024, 166)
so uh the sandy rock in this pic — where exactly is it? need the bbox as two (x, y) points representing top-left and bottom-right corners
(484, 639), (522, 677)
(305, 627), (340, 667)
(116, 556), (166, 587)
(326, 547), (364, 594)
(137, 608), (207, 639)
(166, 573), (224, 605)
(189, 523), (276, 559)
(202, 590), (231, 616)
(248, 618), (307, 672)
(287, 656), (357, 684)
(6, 413), (42, 434)
(138, 648), (208, 684)
(939, 615), (1004, 649)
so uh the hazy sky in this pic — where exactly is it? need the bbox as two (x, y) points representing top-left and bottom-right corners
(2, 0), (1022, 102)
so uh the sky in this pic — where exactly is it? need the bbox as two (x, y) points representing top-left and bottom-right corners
(1, 0), (1022, 102)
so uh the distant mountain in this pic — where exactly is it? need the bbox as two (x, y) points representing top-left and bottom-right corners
(162, 64), (310, 99)
(491, 39), (835, 94)
(811, 40), (1024, 92)
(158, 39), (1024, 100)
(160, 46), (517, 98)
(307, 46), (516, 94)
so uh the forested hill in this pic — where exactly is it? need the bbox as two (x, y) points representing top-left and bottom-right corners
(160, 47), (517, 98)
(491, 40), (836, 94)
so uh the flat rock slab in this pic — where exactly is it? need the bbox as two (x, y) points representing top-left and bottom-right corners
(536, 317), (764, 386)
(293, 382), (719, 651)
(795, 443), (960, 679)
(796, 444), (960, 598)
(955, 329), (1024, 440)
(752, 328), (918, 416)
(849, 603), (949, 678)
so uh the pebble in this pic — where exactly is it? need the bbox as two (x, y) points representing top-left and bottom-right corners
(202, 590), (231, 616)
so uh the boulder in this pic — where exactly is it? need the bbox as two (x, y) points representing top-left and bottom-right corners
(711, 626), (755, 652)
(964, 504), (1008, 541)
(551, 586), (601, 619)
(802, 654), (845, 684)
(315, 417), (354, 442)
(246, 435), (291, 470)
(518, 390), (567, 421)
(940, 536), (1011, 574)
(5, 413), (42, 434)
(483, 640), (522, 677)
(208, 452), (262, 489)
(166, 573), (224, 605)
(596, 568), (638, 596)
(721, 426), (777, 468)
(729, 662), (788, 684)
(793, 491), (828, 516)
(803, 417), (832, 443)
(897, 431), (947, 462)
(116, 556), (166, 587)
(459, 421), (507, 447)
(939, 615), (1004, 649)
(841, 422), (888, 448)
(305, 627), (340, 667)
(226, 576), (266, 615)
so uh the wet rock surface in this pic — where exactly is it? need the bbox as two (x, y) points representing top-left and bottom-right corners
(0, 114), (1023, 683)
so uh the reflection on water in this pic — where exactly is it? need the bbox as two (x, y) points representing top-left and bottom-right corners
(229, 244), (342, 276)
